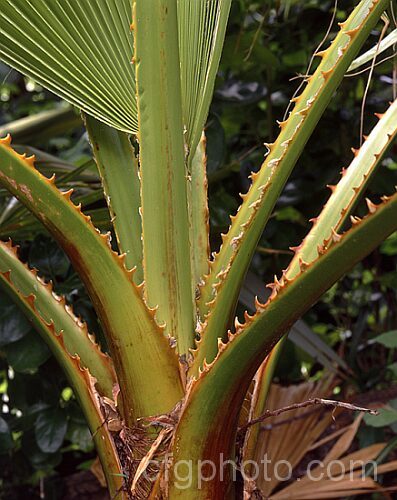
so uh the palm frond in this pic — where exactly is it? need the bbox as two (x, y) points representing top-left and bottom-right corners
(178, 0), (232, 160)
(0, 0), (137, 132)
(0, 0), (231, 143)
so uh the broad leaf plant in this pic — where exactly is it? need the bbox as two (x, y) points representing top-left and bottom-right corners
(0, 0), (397, 498)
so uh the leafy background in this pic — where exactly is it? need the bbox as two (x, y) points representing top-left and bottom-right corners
(0, 0), (397, 498)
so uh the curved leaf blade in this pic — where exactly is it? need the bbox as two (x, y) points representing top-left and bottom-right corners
(288, 98), (397, 278)
(0, 137), (184, 420)
(0, 271), (125, 497)
(348, 28), (397, 72)
(0, 239), (117, 398)
(171, 189), (397, 499)
(193, 0), (390, 373)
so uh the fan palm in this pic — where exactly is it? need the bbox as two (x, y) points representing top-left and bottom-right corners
(0, 0), (396, 498)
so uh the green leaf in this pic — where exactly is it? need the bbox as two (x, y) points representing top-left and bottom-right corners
(0, 417), (13, 454)
(387, 362), (397, 377)
(0, 0), (231, 145)
(67, 421), (93, 453)
(0, 0), (137, 133)
(0, 291), (31, 346)
(374, 330), (397, 349)
(206, 114), (226, 173)
(66, 403), (93, 454)
(13, 402), (52, 433)
(275, 206), (306, 224)
(8, 371), (58, 411)
(22, 431), (62, 470)
(381, 232), (397, 256)
(282, 49), (308, 67)
(364, 407), (397, 428)
(178, 0), (232, 160)
(4, 330), (51, 373)
(29, 237), (70, 280)
(34, 407), (68, 454)
(0, 106), (81, 145)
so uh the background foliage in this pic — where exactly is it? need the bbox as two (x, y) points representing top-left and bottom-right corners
(0, 0), (396, 497)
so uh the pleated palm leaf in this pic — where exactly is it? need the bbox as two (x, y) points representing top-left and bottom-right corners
(0, 1), (396, 498)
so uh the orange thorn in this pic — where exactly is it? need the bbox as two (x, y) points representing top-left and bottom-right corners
(331, 228), (342, 242)
(314, 49), (327, 58)
(61, 189), (74, 199)
(0, 134), (12, 146)
(365, 198), (377, 214)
